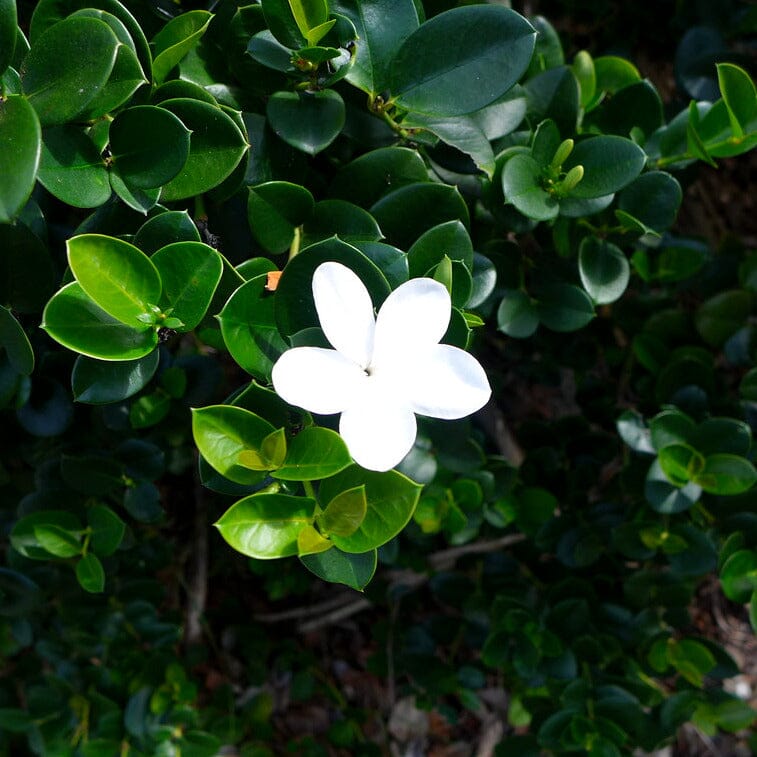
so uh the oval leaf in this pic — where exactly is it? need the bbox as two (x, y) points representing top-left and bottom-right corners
(273, 427), (352, 481)
(0, 95), (41, 223)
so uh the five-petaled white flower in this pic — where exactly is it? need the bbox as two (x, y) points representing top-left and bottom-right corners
(271, 261), (492, 472)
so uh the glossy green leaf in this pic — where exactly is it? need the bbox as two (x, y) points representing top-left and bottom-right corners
(191, 405), (277, 484)
(247, 181), (314, 254)
(151, 241), (223, 330)
(695, 454), (757, 496)
(563, 136), (646, 199)
(72, 351), (159, 404)
(109, 172), (161, 214)
(389, 6), (535, 117)
(658, 444), (704, 486)
(572, 50), (595, 108)
(497, 289), (539, 339)
(134, 210), (200, 254)
(720, 550), (757, 603)
(501, 153), (558, 221)
(151, 10), (213, 85)
(215, 493), (316, 559)
(317, 465), (422, 553)
(21, 16), (119, 126)
(267, 90), (345, 155)
(67, 234), (162, 327)
(645, 459), (701, 514)
(275, 237), (390, 337)
(33, 523), (81, 557)
(288, 0), (329, 44)
(88, 504), (126, 556)
(301, 546), (376, 590)
(716, 63), (757, 137)
(109, 105), (191, 189)
(0, 95), (41, 223)
(370, 182), (469, 250)
(10, 510), (83, 560)
(330, 146), (428, 208)
(76, 553), (105, 593)
(317, 485), (367, 537)
(590, 55), (641, 107)
(0, 305), (34, 375)
(616, 409), (655, 454)
(537, 284), (595, 332)
(303, 199), (383, 246)
(0, 0), (17, 76)
(273, 427), (352, 481)
(334, 0), (419, 95)
(218, 274), (288, 382)
(524, 66), (580, 137)
(159, 98), (248, 201)
(296, 524), (332, 556)
(649, 408), (696, 451)
(407, 220), (473, 279)
(694, 418), (751, 457)
(260, 0), (306, 48)
(42, 282), (158, 360)
(695, 289), (752, 347)
(616, 171), (682, 234)
(578, 237), (630, 305)
(38, 125), (110, 208)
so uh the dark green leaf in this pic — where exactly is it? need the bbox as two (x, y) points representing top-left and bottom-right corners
(88, 504), (125, 556)
(76, 553), (105, 593)
(389, 6), (535, 117)
(301, 546), (376, 590)
(134, 210), (200, 254)
(645, 459), (701, 514)
(695, 454), (757, 496)
(537, 284), (595, 332)
(72, 351), (159, 404)
(0, 95), (41, 223)
(0, 0), (17, 76)
(109, 105), (191, 189)
(563, 136), (646, 199)
(497, 290), (539, 339)
(501, 153), (559, 221)
(0, 222), (54, 313)
(247, 181), (314, 254)
(215, 493), (316, 559)
(0, 305), (34, 375)
(578, 237), (630, 305)
(695, 289), (752, 347)
(21, 16), (119, 126)
(617, 171), (682, 234)
(218, 274), (288, 382)
(151, 10), (213, 85)
(267, 90), (345, 155)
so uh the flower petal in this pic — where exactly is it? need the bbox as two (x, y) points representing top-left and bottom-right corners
(372, 277), (450, 367)
(272, 347), (366, 414)
(339, 385), (417, 472)
(403, 344), (491, 419)
(312, 261), (375, 369)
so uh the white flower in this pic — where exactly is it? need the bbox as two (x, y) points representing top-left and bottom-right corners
(272, 261), (492, 472)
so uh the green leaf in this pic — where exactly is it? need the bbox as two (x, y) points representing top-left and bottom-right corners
(694, 418), (752, 457)
(695, 454), (757, 496)
(260, 0), (306, 48)
(151, 241), (223, 330)
(317, 465), (422, 552)
(134, 210), (200, 254)
(334, 0), (420, 95)
(71, 350), (160, 405)
(274, 237), (390, 338)
(616, 171), (682, 234)
(370, 182), (469, 250)
(714, 698), (757, 733)
(658, 444), (704, 486)
(537, 284), (595, 332)
(10, 510), (83, 560)
(695, 289), (752, 347)
(0, 222), (54, 313)
(0, 305), (34, 375)
(191, 405), (277, 484)
(21, 16), (119, 126)
(42, 282), (158, 361)
(720, 550), (757, 603)
(76, 553), (105, 593)
(248, 181), (315, 254)
(497, 290), (539, 339)
(389, 6), (535, 117)
(616, 410), (655, 454)
(67, 234), (162, 327)
(109, 105), (191, 189)
(302, 199), (383, 246)
(159, 98), (248, 201)
(88, 504), (126, 556)
(288, 0), (329, 43)
(578, 237), (630, 305)
(151, 10), (213, 86)
(562, 136), (646, 199)
(218, 274), (288, 382)
(267, 89), (345, 155)
(0, 95), (41, 223)
(645, 459), (701, 514)
(301, 546), (376, 590)
(524, 66), (580, 137)
(407, 220), (473, 278)
(215, 493), (316, 559)
(0, 0), (17, 76)
(273, 427), (352, 481)
(501, 153), (559, 221)
(297, 524), (332, 556)
(716, 63), (757, 137)
(649, 408), (696, 451)
(572, 50), (595, 108)
(317, 484), (367, 537)
(38, 125), (110, 208)
(109, 171), (161, 214)
(33, 524), (82, 557)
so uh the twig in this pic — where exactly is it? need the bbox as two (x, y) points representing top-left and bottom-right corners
(185, 466), (209, 647)
(253, 591), (357, 623)
(297, 598), (373, 634)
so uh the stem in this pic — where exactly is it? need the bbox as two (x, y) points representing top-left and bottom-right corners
(288, 225), (302, 261)
(302, 480), (316, 499)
